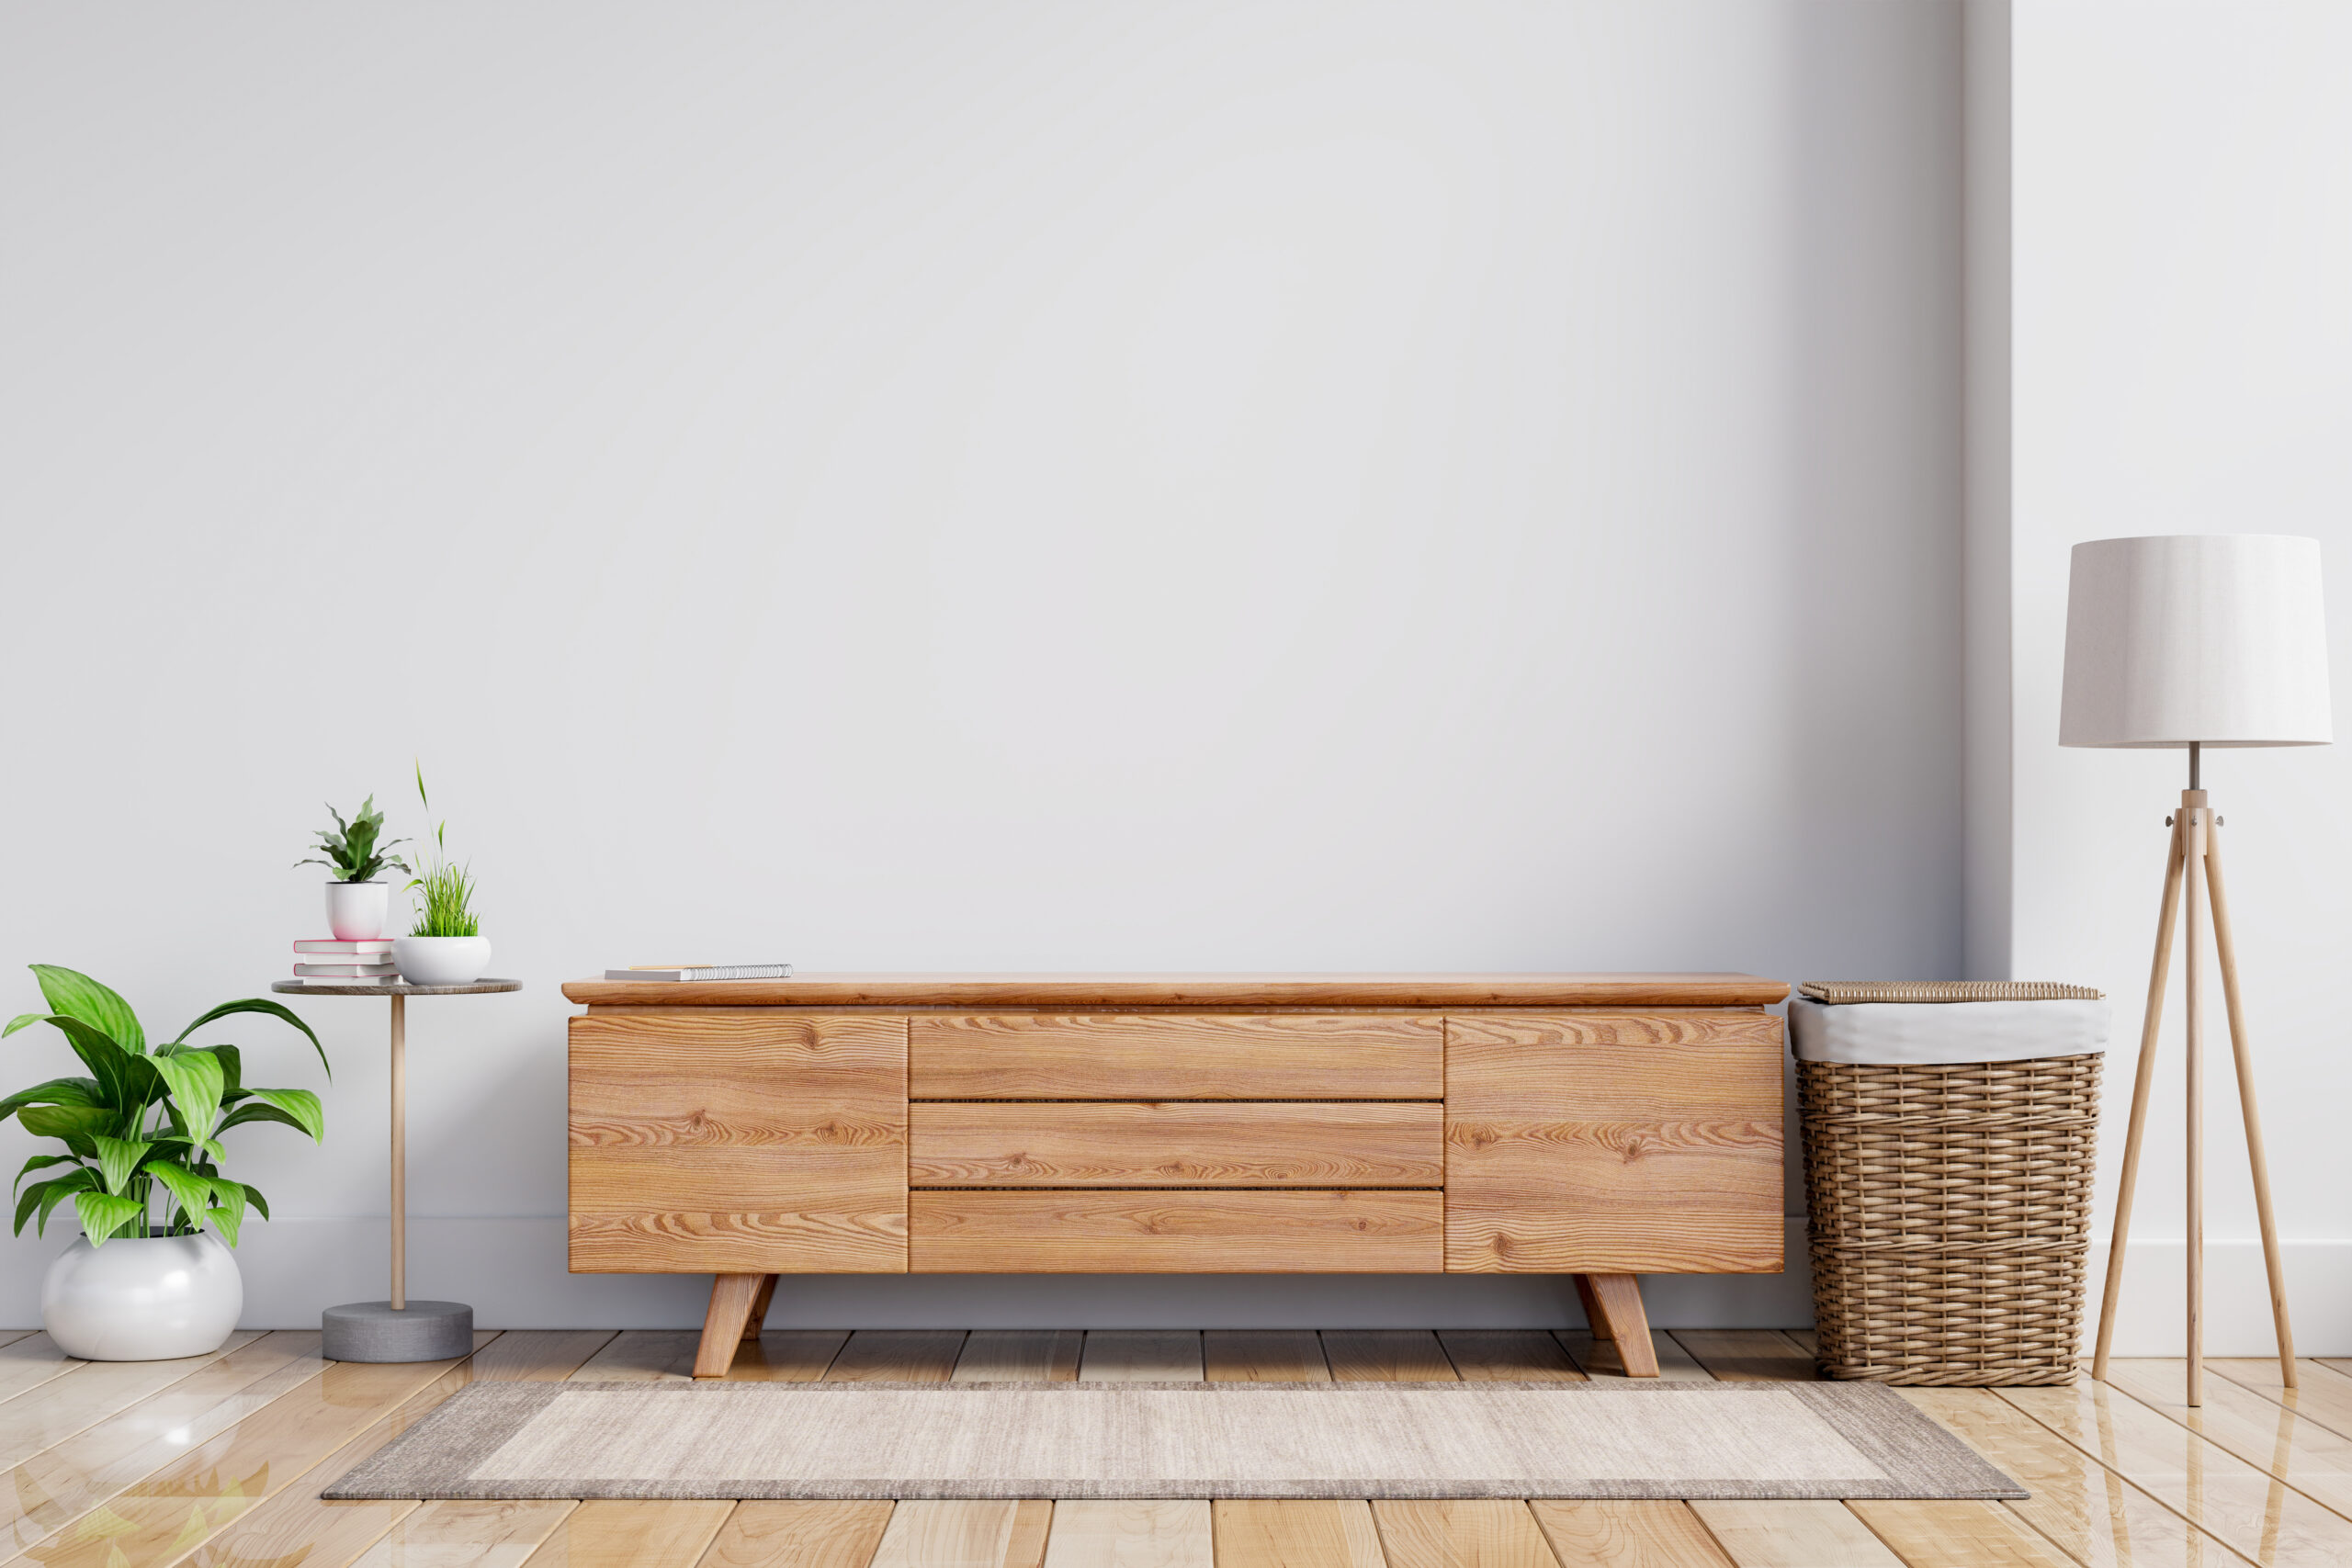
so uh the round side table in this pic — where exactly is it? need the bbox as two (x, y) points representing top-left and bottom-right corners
(273, 979), (522, 1361)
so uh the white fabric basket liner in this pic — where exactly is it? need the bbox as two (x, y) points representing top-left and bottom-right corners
(1790, 997), (2109, 1066)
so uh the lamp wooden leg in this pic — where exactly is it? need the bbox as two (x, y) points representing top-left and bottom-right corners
(741, 1275), (778, 1342)
(2093, 811), (2187, 1382)
(2184, 803), (2208, 1407)
(1579, 1275), (1659, 1378)
(695, 1274), (765, 1378)
(2203, 818), (2299, 1390)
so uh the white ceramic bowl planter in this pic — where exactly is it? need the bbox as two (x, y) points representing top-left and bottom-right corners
(325, 880), (391, 941)
(394, 935), (492, 987)
(42, 1232), (243, 1360)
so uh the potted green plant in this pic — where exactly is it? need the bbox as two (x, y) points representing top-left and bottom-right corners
(392, 764), (491, 987)
(297, 795), (409, 941)
(5, 964), (329, 1359)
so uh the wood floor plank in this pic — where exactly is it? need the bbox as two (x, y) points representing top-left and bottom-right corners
(956, 1331), (1085, 1382)
(826, 1331), (969, 1384)
(1212, 1503), (1384, 1568)
(0, 1336), (32, 1351)
(347, 1498), (576, 1568)
(176, 1331), (608, 1568)
(1205, 1331), (1329, 1383)
(0, 1332), (262, 1469)
(1895, 1386), (2256, 1568)
(731, 1331), (854, 1382)
(1079, 1332), (1203, 1383)
(2097, 1359), (2352, 1523)
(2001, 1378), (2352, 1567)
(700, 1502), (894, 1568)
(1320, 1331), (1456, 1382)
(1845, 1501), (2075, 1567)
(1684, 1502), (1900, 1567)
(0, 1336), (79, 1404)
(2210, 1358), (2352, 1440)
(1042, 1501), (1212, 1568)
(1668, 1332), (1814, 1383)
(0, 1328), (326, 1558)
(572, 1329), (704, 1382)
(6, 1337), (488, 1568)
(1527, 1501), (1734, 1567)
(2322, 1360), (2352, 1382)
(1555, 1331), (1713, 1382)
(1434, 1331), (1584, 1383)
(1371, 1500), (1557, 1568)
(872, 1501), (1054, 1568)
(522, 1500), (735, 1568)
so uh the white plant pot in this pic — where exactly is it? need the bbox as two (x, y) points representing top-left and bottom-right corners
(325, 880), (391, 941)
(394, 934), (492, 987)
(42, 1232), (243, 1360)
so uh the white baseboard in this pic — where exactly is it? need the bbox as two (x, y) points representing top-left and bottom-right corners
(6, 1218), (2343, 1352)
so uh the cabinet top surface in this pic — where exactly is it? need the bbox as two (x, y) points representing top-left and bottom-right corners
(561, 972), (1788, 1009)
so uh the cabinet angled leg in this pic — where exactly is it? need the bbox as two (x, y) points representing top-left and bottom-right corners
(741, 1275), (778, 1342)
(695, 1273), (767, 1378)
(1579, 1274), (1659, 1378)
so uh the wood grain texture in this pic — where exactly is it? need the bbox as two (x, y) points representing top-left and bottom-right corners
(1581, 1275), (1659, 1379)
(1895, 1385), (2257, 1568)
(1212, 1502), (1385, 1568)
(955, 1331), (1086, 1383)
(522, 1499), (734, 1568)
(1079, 1333), (1204, 1383)
(1668, 1332), (1814, 1382)
(700, 1502), (894, 1568)
(1684, 1502), (1901, 1567)
(2093, 1359), (2352, 1525)
(0, 1336), (78, 1405)
(2211, 1357), (2352, 1439)
(1844, 1502), (2073, 1568)
(824, 1330), (969, 1383)
(910, 1191), (1443, 1273)
(1527, 1502), (1735, 1568)
(567, 975), (1790, 1009)
(1370, 1501), (1558, 1568)
(910, 1102), (1443, 1188)
(1204, 1332), (1330, 1382)
(570, 1011), (907, 1274)
(1042, 1501), (1213, 1568)
(1434, 1331), (1586, 1383)
(347, 1497), (576, 1568)
(1320, 1331), (1456, 1382)
(1444, 1014), (1783, 1274)
(871, 1501), (1054, 1568)
(0, 1331), (261, 1471)
(910, 1016), (1442, 1101)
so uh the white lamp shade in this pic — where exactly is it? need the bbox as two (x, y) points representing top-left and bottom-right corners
(2060, 534), (2332, 748)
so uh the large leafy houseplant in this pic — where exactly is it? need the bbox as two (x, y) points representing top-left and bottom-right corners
(4, 965), (328, 1247)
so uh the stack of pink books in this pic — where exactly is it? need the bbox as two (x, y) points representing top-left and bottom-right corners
(293, 938), (398, 985)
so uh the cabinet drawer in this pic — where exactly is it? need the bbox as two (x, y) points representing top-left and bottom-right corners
(909, 1102), (1443, 1187)
(909, 1014), (1442, 1100)
(909, 1190), (1443, 1272)
(569, 1011), (908, 1273)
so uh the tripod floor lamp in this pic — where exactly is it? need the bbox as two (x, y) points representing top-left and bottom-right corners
(2061, 534), (2330, 1406)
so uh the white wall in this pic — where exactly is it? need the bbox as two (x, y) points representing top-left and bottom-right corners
(2009, 2), (2352, 1353)
(0, 3), (1970, 1329)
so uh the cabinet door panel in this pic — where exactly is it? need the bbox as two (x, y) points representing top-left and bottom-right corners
(1443, 1012), (1782, 1273)
(570, 1010), (907, 1272)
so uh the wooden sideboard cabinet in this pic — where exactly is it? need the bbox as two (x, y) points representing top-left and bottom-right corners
(562, 973), (1788, 1378)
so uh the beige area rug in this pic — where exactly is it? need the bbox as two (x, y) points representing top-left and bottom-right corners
(322, 1382), (2021, 1502)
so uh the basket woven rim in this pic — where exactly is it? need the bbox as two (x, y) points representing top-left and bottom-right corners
(1798, 981), (2103, 1003)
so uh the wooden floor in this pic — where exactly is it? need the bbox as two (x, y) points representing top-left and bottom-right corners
(1, 1323), (2346, 1567)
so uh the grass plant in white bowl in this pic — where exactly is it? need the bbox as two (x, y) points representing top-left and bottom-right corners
(392, 765), (492, 987)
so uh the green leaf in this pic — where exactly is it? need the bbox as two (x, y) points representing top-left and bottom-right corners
(18, 1103), (113, 1144)
(91, 1136), (150, 1197)
(207, 1179), (247, 1247)
(13, 1152), (81, 1196)
(14, 1168), (96, 1236)
(5, 1011), (47, 1037)
(17, 1014), (141, 1119)
(151, 1051), (225, 1141)
(148, 1162), (213, 1226)
(74, 1190), (145, 1246)
(241, 1182), (270, 1221)
(243, 1088), (324, 1142)
(171, 998), (328, 1079)
(0, 1076), (103, 1123)
(216, 1104), (310, 1137)
(30, 965), (145, 1054)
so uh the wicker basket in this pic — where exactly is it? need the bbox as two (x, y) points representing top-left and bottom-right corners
(1799, 1053), (2103, 1385)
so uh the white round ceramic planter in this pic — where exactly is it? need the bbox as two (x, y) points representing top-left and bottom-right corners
(394, 935), (492, 987)
(325, 881), (391, 941)
(42, 1233), (243, 1360)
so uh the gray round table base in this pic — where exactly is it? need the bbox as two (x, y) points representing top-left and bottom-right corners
(322, 1300), (475, 1362)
